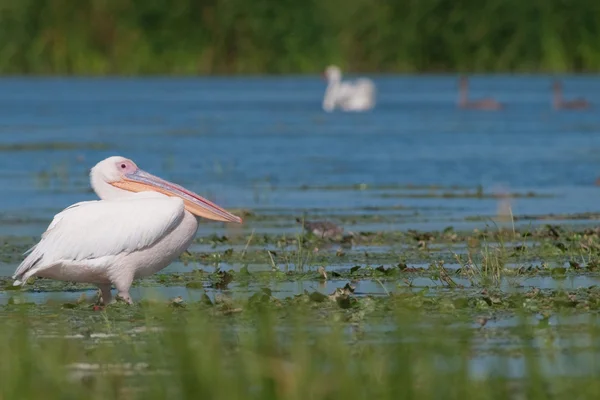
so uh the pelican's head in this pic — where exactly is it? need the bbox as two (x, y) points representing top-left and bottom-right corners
(91, 156), (242, 223)
(324, 65), (342, 82)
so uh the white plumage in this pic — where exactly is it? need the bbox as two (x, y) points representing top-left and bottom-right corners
(322, 65), (376, 112)
(14, 194), (183, 282)
(13, 156), (242, 304)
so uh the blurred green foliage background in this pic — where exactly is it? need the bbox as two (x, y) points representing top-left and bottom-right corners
(0, 0), (599, 74)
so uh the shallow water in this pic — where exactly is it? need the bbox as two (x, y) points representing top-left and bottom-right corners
(2, 76), (600, 381)
(0, 75), (600, 237)
(2, 271), (598, 306)
(1, 76), (600, 288)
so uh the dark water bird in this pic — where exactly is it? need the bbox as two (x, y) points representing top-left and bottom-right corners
(296, 218), (344, 238)
(457, 76), (503, 110)
(552, 81), (590, 110)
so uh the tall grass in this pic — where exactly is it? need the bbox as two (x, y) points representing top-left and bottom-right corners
(2, 300), (600, 399)
(0, 0), (599, 74)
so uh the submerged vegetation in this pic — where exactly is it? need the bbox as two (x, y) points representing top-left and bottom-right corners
(1, 0), (600, 74)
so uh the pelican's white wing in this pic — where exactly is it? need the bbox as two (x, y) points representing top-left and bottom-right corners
(13, 194), (185, 282)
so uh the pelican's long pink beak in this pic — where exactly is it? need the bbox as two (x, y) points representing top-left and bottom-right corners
(111, 169), (242, 223)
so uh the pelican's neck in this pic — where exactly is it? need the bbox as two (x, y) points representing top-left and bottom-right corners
(323, 76), (341, 112)
(90, 168), (136, 200)
(553, 87), (562, 109)
(91, 177), (129, 200)
(329, 73), (341, 84)
(459, 83), (468, 106)
(326, 74), (342, 92)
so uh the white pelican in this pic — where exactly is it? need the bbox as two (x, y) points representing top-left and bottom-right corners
(13, 156), (242, 304)
(322, 65), (376, 112)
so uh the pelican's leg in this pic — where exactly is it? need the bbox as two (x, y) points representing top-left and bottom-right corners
(115, 291), (133, 304)
(109, 268), (134, 305)
(97, 284), (112, 305)
(113, 279), (134, 305)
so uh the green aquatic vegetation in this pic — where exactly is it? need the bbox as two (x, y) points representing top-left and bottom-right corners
(5, 223), (600, 294)
(3, 209), (600, 397)
(5, 221), (600, 301)
(6, 214), (598, 253)
(191, 224), (600, 248)
(5, 284), (599, 316)
(186, 229), (600, 270)
(181, 246), (431, 270)
(4, 255), (598, 297)
(3, 289), (600, 399)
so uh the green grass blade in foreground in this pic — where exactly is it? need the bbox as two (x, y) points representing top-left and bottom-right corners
(1, 300), (600, 399)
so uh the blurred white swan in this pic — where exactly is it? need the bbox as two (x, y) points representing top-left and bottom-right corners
(322, 65), (376, 112)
